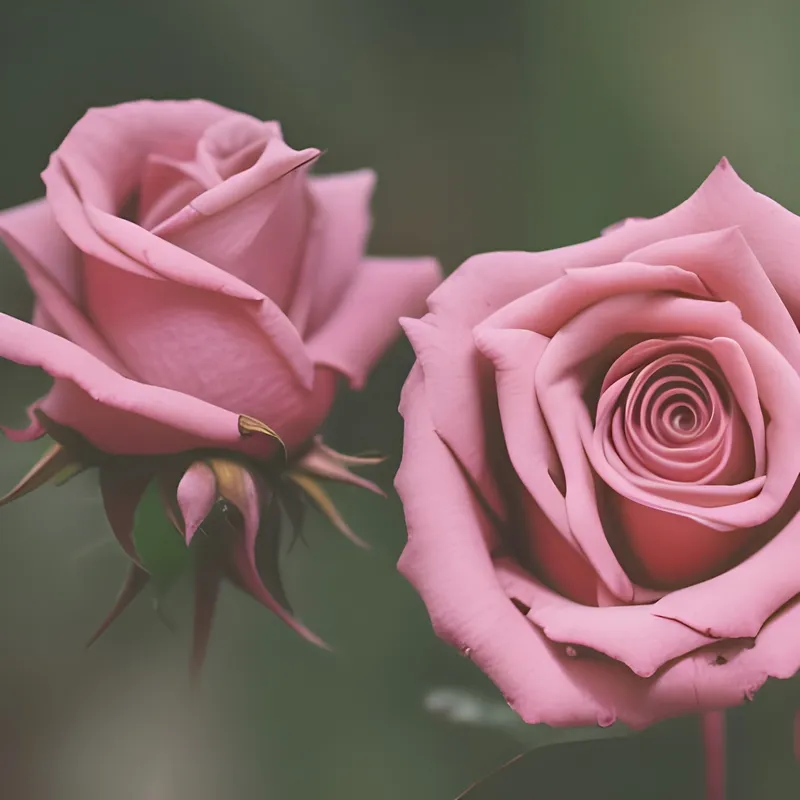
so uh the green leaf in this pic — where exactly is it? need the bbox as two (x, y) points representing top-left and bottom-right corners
(132, 481), (190, 593)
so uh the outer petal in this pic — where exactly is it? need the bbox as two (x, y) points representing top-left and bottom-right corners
(0, 312), (246, 454)
(400, 314), (506, 518)
(428, 159), (800, 328)
(82, 263), (318, 438)
(295, 170), (376, 335)
(0, 198), (80, 301)
(494, 559), (716, 678)
(306, 256), (441, 389)
(0, 201), (131, 374)
(43, 100), (230, 216)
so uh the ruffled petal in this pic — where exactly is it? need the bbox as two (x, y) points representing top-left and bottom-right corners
(495, 559), (716, 678)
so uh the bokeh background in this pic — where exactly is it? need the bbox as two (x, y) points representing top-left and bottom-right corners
(1, 1), (800, 797)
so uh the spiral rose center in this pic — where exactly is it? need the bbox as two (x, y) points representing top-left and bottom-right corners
(595, 341), (756, 492)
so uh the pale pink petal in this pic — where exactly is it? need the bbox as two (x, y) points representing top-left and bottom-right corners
(495, 559), (715, 678)
(652, 504), (800, 639)
(473, 326), (572, 540)
(151, 131), (319, 312)
(427, 159), (800, 328)
(31, 304), (62, 335)
(306, 256), (441, 389)
(137, 155), (208, 232)
(0, 204), (131, 374)
(82, 264), (319, 441)
(0, 197), (80, 301)
(297, 170), (376, 335)
(400, 315), (506, 518)
(177, 462), (218, 544)
(157, 166), (314, 312)
(626, 227), (800, 373)
(41, 101), (233, 284)
(479, 261), (710, 335)
(0, 312), (246, 454)
(44, 100), (230, 216)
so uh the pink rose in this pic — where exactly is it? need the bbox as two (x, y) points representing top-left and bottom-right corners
(0, 99), (440, 457)
(396, 159), (800, 729)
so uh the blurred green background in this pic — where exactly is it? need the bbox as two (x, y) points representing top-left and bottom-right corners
(1, 1), (800, 798)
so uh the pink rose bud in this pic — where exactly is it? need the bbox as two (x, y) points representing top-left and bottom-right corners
(0, 99), (441, 669)
(396, 158), (800, 729)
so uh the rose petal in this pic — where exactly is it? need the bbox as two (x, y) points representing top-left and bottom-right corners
(473, 326), (571, 537)
(401, 315), (506, 518)
(626, 227), (800, 374)
(479, 261), (710, 335)
(296, 170), (376, 335)
(427, 159), (800, 329)
(0, 312), (245, 454)
(652, 498), (800, 639)
(0, 198), (80, 301)
(0, 203), (131, 375)
(306, 255), (440, 390)
(494, 558), (716, 678)
(82, 263), (319, 441)
(44, 100), (230, 216)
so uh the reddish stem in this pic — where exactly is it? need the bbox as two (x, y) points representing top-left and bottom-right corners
(702, 710), (726, 800)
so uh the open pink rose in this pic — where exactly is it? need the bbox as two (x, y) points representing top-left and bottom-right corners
(397, 159), (800, 729)
(0, 99), (440, 458)
(0, 99), (440, 665)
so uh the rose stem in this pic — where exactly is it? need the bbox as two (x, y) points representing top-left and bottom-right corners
(702, 710), (726, 800)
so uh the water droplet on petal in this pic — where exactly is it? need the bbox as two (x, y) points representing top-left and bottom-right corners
(565, 645), (578, 658)
(459, 645), (472, 659)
